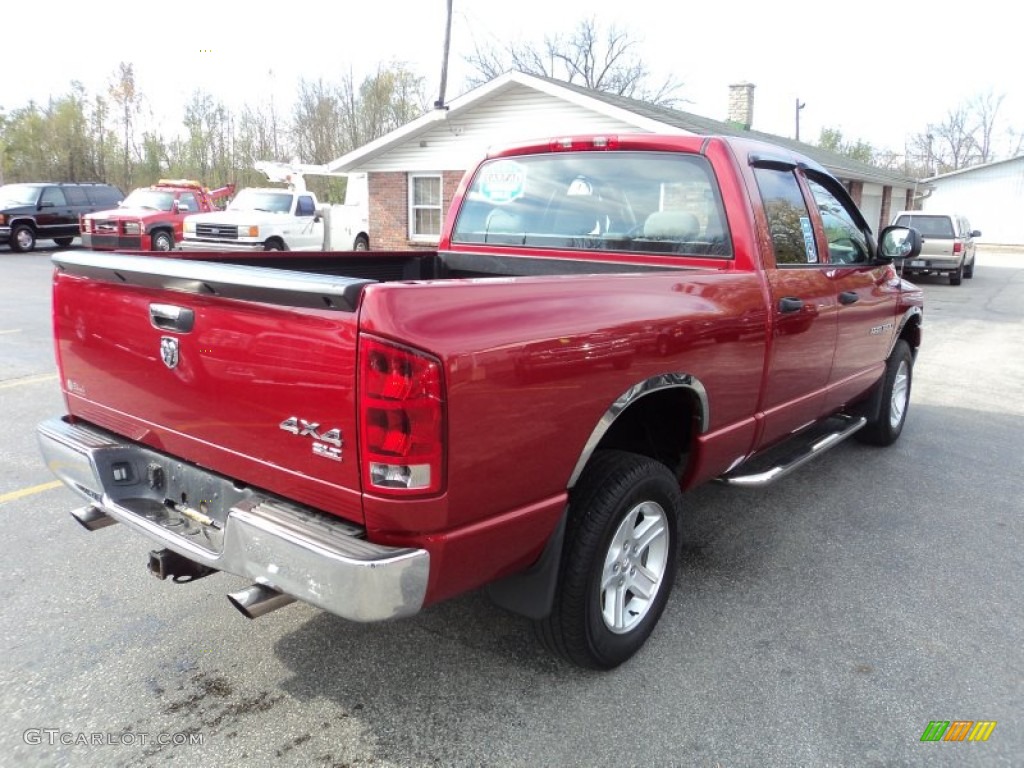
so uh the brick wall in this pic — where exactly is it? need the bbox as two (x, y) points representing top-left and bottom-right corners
(369, 170), (467, 250)
(848, 180), (864, 207)
(879, 185), (893, 230)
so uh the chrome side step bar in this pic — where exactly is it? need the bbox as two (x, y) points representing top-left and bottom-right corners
(718, 415), (867, 488)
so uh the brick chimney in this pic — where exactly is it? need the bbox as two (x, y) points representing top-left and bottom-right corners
(728, 82), (756, 130)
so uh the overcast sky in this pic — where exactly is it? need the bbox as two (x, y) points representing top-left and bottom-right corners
(3, 0), (1021, 158)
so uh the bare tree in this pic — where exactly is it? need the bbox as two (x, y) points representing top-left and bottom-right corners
(465, 17), (684, 106)
(969, 91), (1004, 164)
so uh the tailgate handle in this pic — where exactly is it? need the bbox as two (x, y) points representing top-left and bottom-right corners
(149, 304), (195, 333)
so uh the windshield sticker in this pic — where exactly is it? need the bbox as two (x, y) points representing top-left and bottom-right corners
(800, 216), (818, 263)
(479, 161), (526, 204)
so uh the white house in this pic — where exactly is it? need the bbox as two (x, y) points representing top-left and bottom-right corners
(922, 156), (1024, 246)
(323, 71), (921, 250)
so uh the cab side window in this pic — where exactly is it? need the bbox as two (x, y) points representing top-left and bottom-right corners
(178, 192), (200, 212)
(753, 167), (817, 265)
(296, 196), (316, 217)
(806, 177), (870, 265)
(40, 187), (68, 207)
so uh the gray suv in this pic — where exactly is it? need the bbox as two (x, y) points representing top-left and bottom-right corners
(891, 211), (980, 285)
(0, 182), (124, 253)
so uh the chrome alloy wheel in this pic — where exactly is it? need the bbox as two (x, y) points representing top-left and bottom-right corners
(15, 228), (34, 250)
(889, 359), (910, 429)
(600, 500), (670, 634)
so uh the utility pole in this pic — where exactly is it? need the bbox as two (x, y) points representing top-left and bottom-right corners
(435, 0), (454, 109)
(795, 98), (806, 142)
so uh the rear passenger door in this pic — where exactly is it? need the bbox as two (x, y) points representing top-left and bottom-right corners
(804, 173), (900, 411)
(37, 186), (76, 237)
(752, 163), (838, 448)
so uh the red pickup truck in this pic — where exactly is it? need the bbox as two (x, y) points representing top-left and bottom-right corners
(80, 179), (235, 252)
(38, 134), (924, 669)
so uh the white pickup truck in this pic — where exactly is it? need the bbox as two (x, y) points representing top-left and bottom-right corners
(181, 172), (369, 252)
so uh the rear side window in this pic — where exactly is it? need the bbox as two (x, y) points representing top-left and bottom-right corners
(894, 214), (955, 238)
(64, 186), (89, 205)
(86, 185), (123, 206)
(753, 167), (816, 265)
(451, 151), (732, 257)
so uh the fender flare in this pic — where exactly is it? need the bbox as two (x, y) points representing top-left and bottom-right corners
(489, 373), (710, 620)
(567, 373), (710, 488)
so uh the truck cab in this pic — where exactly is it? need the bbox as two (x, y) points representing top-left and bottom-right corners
(181, 187), (325, 251)
(81, 179), (234, 252)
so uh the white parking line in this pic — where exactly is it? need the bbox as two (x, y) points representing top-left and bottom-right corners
(0, 329), (23, 335)
(0, 372), (59, 389)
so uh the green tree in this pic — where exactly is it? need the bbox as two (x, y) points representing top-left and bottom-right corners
(108, 62), (141, 187)
(816, 127), (874, 165)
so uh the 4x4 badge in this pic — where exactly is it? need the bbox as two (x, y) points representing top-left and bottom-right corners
(160, 336), (179, 369)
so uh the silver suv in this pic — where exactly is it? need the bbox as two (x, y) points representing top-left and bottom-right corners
(891, 211), (980, 285)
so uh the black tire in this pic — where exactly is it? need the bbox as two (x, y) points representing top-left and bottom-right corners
(151, 230), (174, 252)
(354, 234), (369, 251)
(10, 224), (36, 253)
(53, 236), (74, 248)
(856, 339), (913, 446)
(535, 450), (681, 669)
(949, 261), (963, 285)
(263, 239), (284, 251)
(964, 257), (975, 279)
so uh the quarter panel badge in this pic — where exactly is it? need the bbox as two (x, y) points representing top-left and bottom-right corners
(160, 336), (180, 369)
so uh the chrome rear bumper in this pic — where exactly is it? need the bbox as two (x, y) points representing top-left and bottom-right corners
(37, 416), (429, 622)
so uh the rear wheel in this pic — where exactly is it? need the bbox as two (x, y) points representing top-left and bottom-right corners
(949, 261), (963, 285)
(856, 339), (913, 446)
(151, 231), (174, 251)
(10, 224), (36, 253)
(354, 234), (369, 251)
(53, 236), (74, 248)
(535, 450), (680, 669)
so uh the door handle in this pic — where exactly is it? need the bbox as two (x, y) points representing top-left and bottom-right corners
(838, 291), (859, 305)
(149, 303), (195, 332)
(778, 297), (804, 313)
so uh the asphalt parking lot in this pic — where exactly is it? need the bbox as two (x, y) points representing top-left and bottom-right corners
(1, 244), (1021, 767)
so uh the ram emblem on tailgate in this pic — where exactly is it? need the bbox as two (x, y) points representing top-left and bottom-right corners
(160, 337), (179, 369)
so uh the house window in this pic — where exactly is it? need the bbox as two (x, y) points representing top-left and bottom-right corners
(409, 174), (442, 240)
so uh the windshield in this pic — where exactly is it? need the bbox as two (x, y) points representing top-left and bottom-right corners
(121, 189), (176, 211)
(451, 151), (732, 257)
(228, 190), (293, 213)
(0, 184), (41, 206)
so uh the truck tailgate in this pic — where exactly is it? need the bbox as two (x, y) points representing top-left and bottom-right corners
(51, 251), (372, 524)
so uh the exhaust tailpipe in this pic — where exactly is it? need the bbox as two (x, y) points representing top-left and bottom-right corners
(227, 584), (297, 619)
(71, 505), (118, 531)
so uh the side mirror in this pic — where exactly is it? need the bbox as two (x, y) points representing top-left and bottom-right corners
(877, 225), (922, 262)
(970, 229), (981, 238)
(177, 203), (190, 213)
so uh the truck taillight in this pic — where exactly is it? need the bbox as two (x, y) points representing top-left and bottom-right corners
(953, 242), (963, 253)
(81, 218), (91, 233)
(359, 336), (444, 495)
